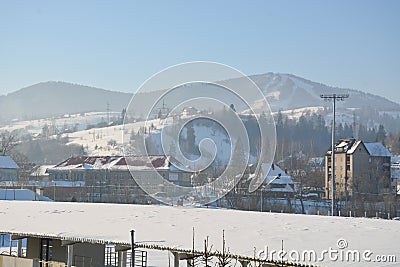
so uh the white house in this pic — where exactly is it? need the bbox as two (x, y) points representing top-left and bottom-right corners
(181, 107), (199, 117)
(260, 163), (295, 196)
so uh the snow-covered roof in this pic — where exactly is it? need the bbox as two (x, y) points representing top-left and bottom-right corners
(336, 140), (348, 148)
(0, 201), (398, 267)
(327, 139), (391, 157)
(0, 189), (51, 201)
(259, 164), (294, 194)
(308, 157), (324, 165)
(346, 140), (363, 154)
(0, 156), (19, 169)
(364, 142), (392, 157)
(327, 138), (359, 154)
(261, 164), (293, 184)
(30, 165), (55, 177)
(27, 180), (85, 187)
(392, 155), (400, 163)
(50, 156), (183, 172)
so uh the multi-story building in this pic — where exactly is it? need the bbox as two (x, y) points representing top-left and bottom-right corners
(391, 159), (400, 195)
(46, 155), (192, 202)
(325, 138), (392, 200)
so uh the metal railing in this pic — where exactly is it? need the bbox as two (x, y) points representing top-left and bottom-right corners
(104, 246), (147, 267)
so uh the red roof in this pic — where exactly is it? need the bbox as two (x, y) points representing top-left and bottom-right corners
(54, 155), (171, 169)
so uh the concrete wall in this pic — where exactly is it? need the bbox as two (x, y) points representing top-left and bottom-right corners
(335, 153), (349, 199)
(26, 237), (41, 260)
(0, 255), (37, 267)
(52, 239), (67, 263)
(74, 242), (105, 266)
(49, 240), (105, 266)
(353, 145), (375, 194)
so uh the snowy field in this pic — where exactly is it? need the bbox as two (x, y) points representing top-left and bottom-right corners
(0, 107), (388, 158)
(0, 111), (120, 135)
(67, 118), (169, 156)
(0, 201), (399, 266)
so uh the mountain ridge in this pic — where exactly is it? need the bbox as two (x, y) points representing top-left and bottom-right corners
(0, 81), (132, 122)
(2, 81), (129, 97)
(246, 72), (400, 111)
(1, 74), (399, 123)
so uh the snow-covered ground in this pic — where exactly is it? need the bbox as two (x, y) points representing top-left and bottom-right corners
(379, 111), (400, 119)
(274, 106), (325, 121)
(0, 201), (399, 267)
(0, 111), (120, 135)
(273, 106), (356, 126)
(67, 117), (171, 156)
(67, 123), (127, 156)
(0, 105), (392, 157)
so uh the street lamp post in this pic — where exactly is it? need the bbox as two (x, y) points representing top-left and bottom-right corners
(53, 180), (56, 201)
(320, 94), (349, 216)
(131, 230), (135, 267)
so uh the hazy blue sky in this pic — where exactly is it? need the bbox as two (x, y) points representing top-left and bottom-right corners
(1, 1), (399, 103)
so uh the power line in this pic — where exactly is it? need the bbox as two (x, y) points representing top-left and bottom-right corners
(106, 102), (110, 125)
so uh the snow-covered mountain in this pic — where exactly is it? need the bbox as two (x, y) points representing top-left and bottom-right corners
(0, 81), (132, 122)
(2, 73), (400, 135)
(1, 73), (399, 124)
(224, 72), (400, 112)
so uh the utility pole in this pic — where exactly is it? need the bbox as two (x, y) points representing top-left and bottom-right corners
(106, 102), (110, 125)
(320, 94), (349, 216)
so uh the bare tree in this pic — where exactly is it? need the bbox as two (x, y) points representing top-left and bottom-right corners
(200, 236), (213, 267)
(0, 131), (19, 156)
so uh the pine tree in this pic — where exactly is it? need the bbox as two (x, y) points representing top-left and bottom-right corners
(376, 124), (386, 144)
(186, 123), (198, 155)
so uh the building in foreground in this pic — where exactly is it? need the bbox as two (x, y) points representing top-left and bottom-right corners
(325, 138), (392, 200)
(0, 201), (399, 267)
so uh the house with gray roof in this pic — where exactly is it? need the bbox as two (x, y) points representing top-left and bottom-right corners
(0, 155), (19, 182)
(325, 138), (392, 200)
